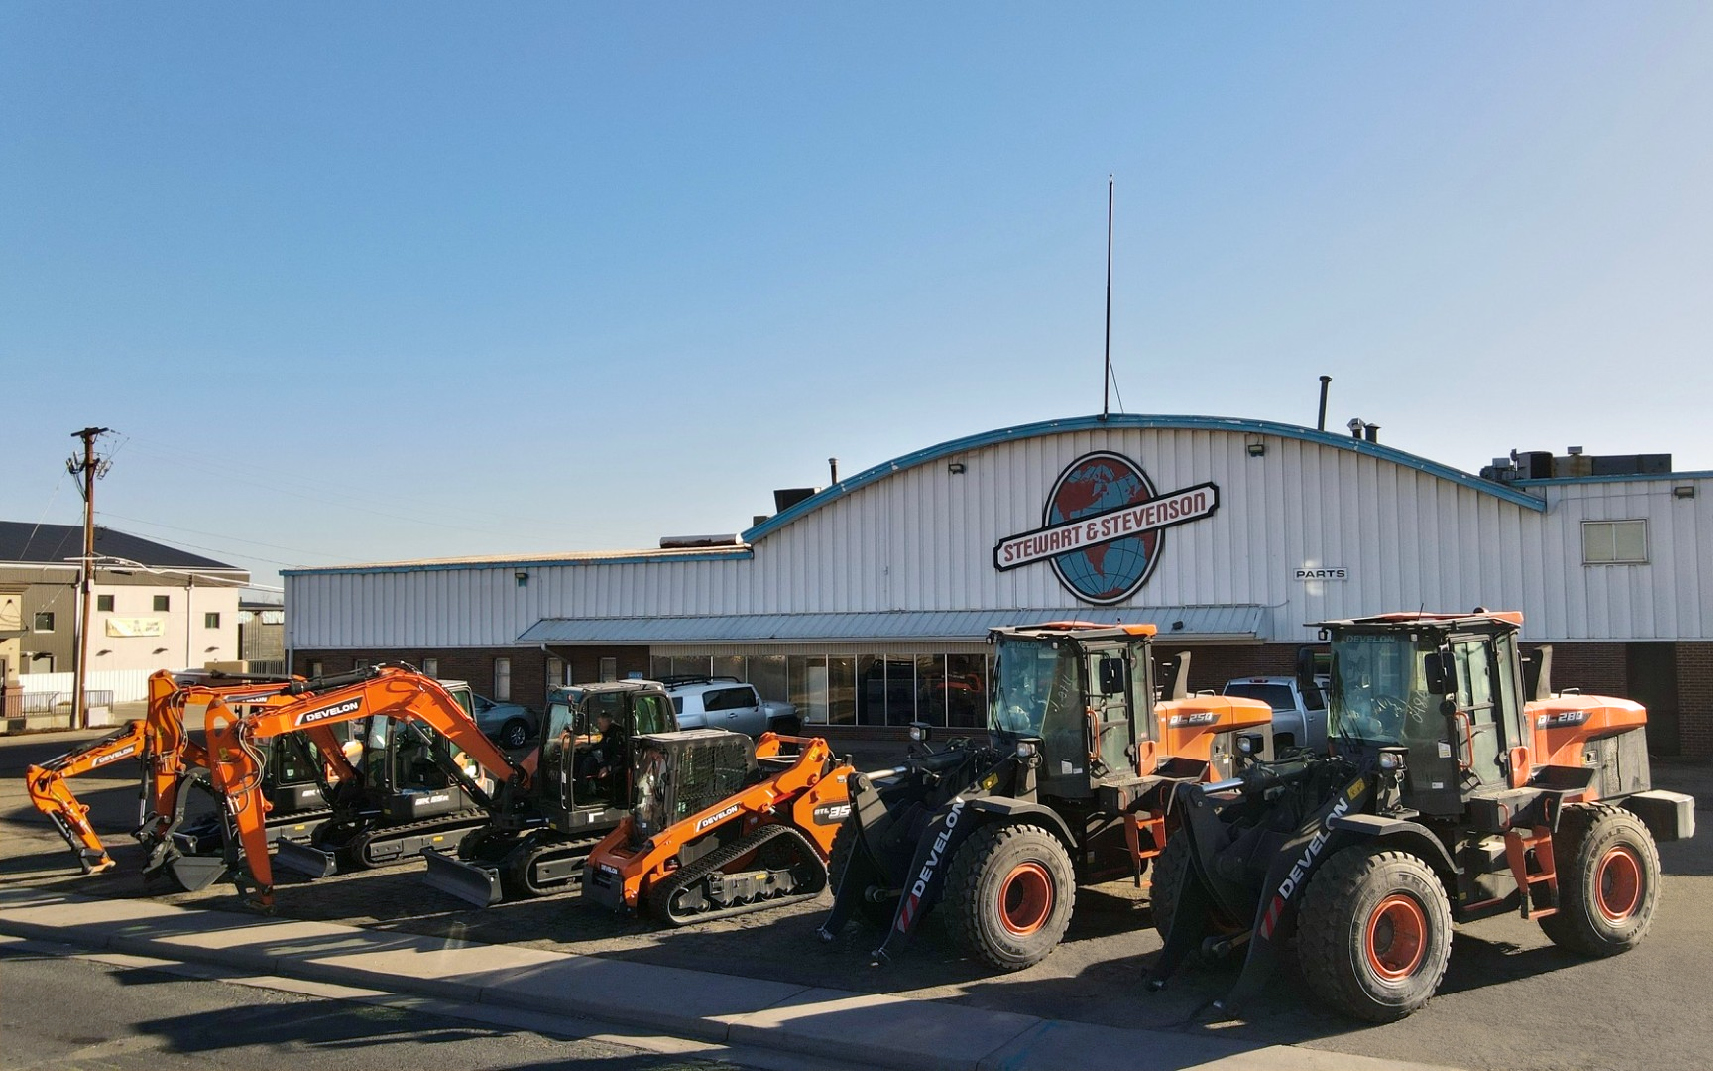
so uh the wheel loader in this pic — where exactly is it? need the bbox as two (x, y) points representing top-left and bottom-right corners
(1144, 611), (1697, 1022)
(583, 732), (855, 925)
(817, 621), (1275, 971)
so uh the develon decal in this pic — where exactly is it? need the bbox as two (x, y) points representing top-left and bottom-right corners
(896, 798), (966, 932)
(295, 698), (362, 727)
(1258, 796), (1352, 939)
(695, 804), (742, 832)
(92, 744), (138, 767)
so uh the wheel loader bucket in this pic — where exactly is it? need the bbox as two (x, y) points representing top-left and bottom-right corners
(273, 837), (337, 880)
(422, 847), (503, 907)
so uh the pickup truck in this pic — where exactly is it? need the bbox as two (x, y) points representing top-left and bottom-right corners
(658, 676), (801, 738)
(1221, 675), (1328, 753)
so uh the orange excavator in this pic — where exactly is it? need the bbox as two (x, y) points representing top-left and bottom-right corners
(24, 669), (332, 878)
(188, 665), (525, 911)
(583, 732), (854, 925)
(819, 622), (1275, 971)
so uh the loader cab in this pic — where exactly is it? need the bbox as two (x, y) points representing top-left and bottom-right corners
(1323, 613), (1531, 816)
(539, 682), (676, 832)
(988, 624), (1152, 799)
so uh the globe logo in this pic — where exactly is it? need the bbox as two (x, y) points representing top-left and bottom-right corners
(1045, 452), (1162, 604)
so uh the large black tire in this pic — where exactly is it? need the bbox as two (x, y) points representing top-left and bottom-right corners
(1297, 845), (1453, 1022)
(941, 823), (1077, 972)
(1150, 828), (1191, 941)
(1538, 804), (1661, 957)
(827, 821), (894, 927)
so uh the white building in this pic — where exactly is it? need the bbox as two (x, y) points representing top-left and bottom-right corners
(285, 414), (1713, 756)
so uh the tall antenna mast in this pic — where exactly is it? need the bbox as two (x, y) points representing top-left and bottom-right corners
(1101, 175), (1114, 421)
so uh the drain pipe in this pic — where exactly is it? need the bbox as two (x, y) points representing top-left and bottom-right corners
(1317, 376), (1332, 432)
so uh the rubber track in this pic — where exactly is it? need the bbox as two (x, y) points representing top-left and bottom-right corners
(647, 824), (826, 926)
(509, 833), (607, 896)
(345, 810), (492, 868)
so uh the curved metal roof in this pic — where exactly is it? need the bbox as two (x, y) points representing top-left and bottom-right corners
(742, 413), (1545, 542)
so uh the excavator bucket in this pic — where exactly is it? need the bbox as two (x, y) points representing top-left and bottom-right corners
(273, 837), (337, 880)
(165, 853), (229, 892)
(422, 847), (503, 907)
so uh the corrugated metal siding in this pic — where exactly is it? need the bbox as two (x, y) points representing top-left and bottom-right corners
(284, 425), (1713, 649)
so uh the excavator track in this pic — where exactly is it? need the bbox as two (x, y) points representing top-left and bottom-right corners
(502, 833), (607, 898)
(332, 810), (493, 870)
(646, 824), (827, 926)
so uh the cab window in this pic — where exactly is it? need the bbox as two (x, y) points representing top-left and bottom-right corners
(634, 693), (672, 735)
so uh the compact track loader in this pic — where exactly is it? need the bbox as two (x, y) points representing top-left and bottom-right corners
(422, 680), (679, 906)
(584, 732), (854, 925)
(818, 621), (1274, 971)
(1144, 611), (1697, 1021)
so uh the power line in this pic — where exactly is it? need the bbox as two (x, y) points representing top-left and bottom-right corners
(97, 511), (361, 563)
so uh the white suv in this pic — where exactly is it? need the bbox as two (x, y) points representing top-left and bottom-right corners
(658, 676), (800, 738)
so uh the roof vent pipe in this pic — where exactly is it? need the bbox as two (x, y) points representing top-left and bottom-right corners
(829, 457), (839, 484)
(1364, 423), (1380, 444)
(1317, 376), (1332, 431)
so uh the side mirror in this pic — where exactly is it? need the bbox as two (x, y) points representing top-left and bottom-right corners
(1098, 657), (1126, 696)
(1424, 651), (1453, 695)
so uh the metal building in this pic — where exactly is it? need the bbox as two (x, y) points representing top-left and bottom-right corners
(285, 414), (1713, 754)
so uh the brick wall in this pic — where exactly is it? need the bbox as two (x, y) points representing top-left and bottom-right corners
(1678, 642), (1713, 760)
(1531, 642), (1628, 700)
(288, 645), (650, 709)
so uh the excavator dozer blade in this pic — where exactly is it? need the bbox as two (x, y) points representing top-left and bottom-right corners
(422, 847), (503, 907)
(273, 837), (337, 880)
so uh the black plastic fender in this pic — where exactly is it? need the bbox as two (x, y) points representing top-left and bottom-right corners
(1327, 813), (1459, 880)
(965, 797), (1078, 856)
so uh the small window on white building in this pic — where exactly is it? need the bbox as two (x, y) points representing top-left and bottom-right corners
(204, 612), (221, 629)
(495, 657), (513, 701)
(96, 595), (114, 612)
(154, 595), (171, 612)
(1582, 520), (1648, 564)
(422, 657), (439, 678)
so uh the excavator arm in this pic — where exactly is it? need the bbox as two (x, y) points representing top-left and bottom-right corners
(197, 666), (527, 910)
(25, 720), (152, 874)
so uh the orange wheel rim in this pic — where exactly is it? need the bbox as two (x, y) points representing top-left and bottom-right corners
(1365, 894), (1427, 980)
(1596, 846), (1642, 922)
(999, 862), (1054, 936)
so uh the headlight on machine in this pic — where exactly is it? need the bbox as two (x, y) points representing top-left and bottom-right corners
(1015, 741), (1037, 759)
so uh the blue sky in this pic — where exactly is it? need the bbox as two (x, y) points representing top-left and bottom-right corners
(3, 4), (1710, 586)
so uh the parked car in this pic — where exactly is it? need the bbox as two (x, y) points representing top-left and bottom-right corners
(466, 691), (541, 750)
(1221, 675), (1327, 752)
(657, 676), (800, 738)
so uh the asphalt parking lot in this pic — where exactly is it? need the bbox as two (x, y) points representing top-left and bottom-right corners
(5, 728), (1711, 1071)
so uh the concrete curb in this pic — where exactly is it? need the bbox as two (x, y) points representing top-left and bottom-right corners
(0, 886), (1455, 1071)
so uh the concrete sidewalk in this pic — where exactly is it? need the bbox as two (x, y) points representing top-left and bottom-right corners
(0, 886), (1456, 1071)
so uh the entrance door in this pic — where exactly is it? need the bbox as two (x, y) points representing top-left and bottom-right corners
(1627, 644), (1680, 757)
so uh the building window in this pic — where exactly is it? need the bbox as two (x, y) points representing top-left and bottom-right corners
(96, 595), (114, 612)
(495, 657), (513, 700)
(32, 612), (54, 633)
(547, 656), (566, 688)
(308, 660), (324, 677)
(154, 595), (171, 612)
(598, 656), (617, 683)
(204, 612), (221, 629)
(1582, 520), (1648, 564)
(30, 652), (54, 671)
(422, 657), (439, 678)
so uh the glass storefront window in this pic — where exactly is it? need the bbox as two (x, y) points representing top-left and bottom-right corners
(750, 654), (787, 703)
(916, 654), (947, 726)
(828, 656), (856, 725)
(713, 654), (746, 682)
(944, 653), (988, 729)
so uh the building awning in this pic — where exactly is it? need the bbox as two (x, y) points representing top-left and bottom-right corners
(519, 605), (1267, 646)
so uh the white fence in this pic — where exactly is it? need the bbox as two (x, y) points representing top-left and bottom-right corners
(17, 669), (152, 704)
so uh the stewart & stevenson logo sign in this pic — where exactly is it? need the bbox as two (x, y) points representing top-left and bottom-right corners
(992, 451), (1219, 605)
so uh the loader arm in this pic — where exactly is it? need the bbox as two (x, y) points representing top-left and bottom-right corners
(197, 666), (528, 910)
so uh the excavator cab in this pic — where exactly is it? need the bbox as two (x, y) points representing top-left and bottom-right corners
(538, 683), (675, 828)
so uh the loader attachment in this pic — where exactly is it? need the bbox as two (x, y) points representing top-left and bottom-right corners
(164, 852), (230, 892)
(422, 847), (504, 907)
(273, 837), (337, 879)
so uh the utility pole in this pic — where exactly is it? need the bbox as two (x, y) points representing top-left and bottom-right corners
(66, 427), (110, 730)
(1101, 176), (1114, 421)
